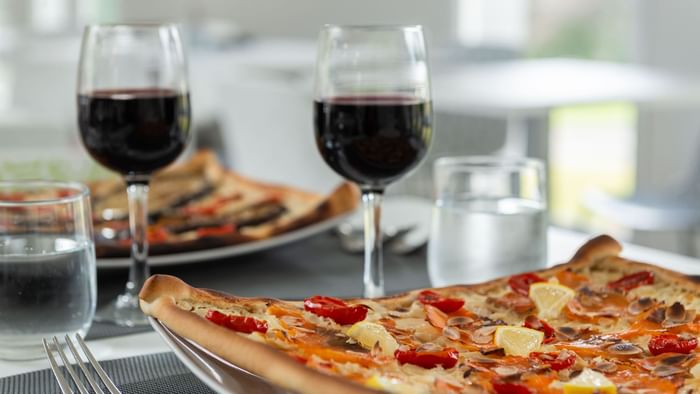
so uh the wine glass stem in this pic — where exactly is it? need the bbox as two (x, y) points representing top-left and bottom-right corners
(125, 181), (150, 297)
(362, 190), (384, 298)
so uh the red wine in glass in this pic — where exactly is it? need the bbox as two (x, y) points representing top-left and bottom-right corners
(314, 96), (432, 189)
(313, 25), (432, 298)
(78, 88), (190, 176)
(77, 24), (190, 326)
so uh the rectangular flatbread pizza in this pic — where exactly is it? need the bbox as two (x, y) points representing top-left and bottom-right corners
(139, 235), (700, 393)
(90, 150), (359, 257)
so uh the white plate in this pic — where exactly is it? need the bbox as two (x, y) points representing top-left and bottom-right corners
(149, 317), (291, 394)
(97, 213), (350, 268)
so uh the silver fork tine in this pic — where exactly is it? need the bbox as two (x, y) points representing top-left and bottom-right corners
(42, 338), (74, 394)
(75, 334), (121, 394)
(52, 336), (90, 394)
(64, 335), (105, 394)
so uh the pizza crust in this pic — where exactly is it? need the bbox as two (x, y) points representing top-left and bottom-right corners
(140, 275), (380, 394)
(139, 235), (700, 393)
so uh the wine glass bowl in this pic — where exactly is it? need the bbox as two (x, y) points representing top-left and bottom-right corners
(77, 24), (190, 326)
(313, 25), (432, 297)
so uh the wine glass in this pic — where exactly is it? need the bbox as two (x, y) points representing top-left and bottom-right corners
(313, 25), (433, 297)
(77, 24), (191, 326)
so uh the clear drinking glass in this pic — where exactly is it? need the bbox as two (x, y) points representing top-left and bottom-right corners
(0, 181), (96, 360)
(313, 25), (433, 297)
(427, 157), (547, 286)
(77, 24), (191, 326)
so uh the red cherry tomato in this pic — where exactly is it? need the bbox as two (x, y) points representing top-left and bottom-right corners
(523, 316), (556, 343)
(529, 351), (576, 371)
(394, 347), (459, 369)
(417, 290), (465, 313)
(205, 310), (268, 334)
(607, 271), (654, 292)
(196, 224), (236, 238)
(303, 295), (368, 325)
(508, 273), (545, 296)
(492, 380), (532, 394)
(648, 334), (697, 356)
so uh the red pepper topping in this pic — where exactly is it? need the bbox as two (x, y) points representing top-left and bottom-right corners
(492, 380), (533, 394)
(607, 271), (654, 292)
(183, 194), (242, 216)
(196, 224), (236, 238)
(417, 290), (465, 314)
(147, 227), (171, 243)
(508, 273), (546, 296)
(523, 315), (556, 343)
(303, 295), (368, 325)
(648, 333), (697, 356)
(529, 351), (576, 371)
(205, 310), (268, 334)
(394, 347), (459, 369)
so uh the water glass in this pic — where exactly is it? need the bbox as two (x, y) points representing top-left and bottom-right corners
(0, 181), (96, 360)
(428, 157), (547, 286)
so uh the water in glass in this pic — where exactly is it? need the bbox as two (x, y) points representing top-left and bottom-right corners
(428, 197), (546, 286)
(0, 235), (96, 360)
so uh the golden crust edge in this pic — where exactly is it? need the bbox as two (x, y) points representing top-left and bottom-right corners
(139, 275), (378, 394)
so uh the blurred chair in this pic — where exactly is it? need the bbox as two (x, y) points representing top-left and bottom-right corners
(584, 182), (700, 256)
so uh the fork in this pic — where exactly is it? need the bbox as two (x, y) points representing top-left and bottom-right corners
(42, 334), (121, 394)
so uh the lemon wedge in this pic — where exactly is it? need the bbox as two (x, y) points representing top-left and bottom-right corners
(493, 326), (544, 356)
(529, 282), (576, 319)
(347, 321), (399, 357)
(563, 368), (617, 394)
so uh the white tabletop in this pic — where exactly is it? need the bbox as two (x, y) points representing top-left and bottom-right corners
(2, 226), (698, 379)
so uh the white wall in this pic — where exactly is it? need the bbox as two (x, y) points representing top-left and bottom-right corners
(118, 0), (459, 47)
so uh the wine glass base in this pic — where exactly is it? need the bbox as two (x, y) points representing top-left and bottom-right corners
(94, 292), (150, 327)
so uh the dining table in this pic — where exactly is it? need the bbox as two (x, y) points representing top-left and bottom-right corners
(1, 226), (699, 393)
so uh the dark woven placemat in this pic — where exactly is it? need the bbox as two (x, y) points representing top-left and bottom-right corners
(85, 322), (152, 341)
(0, 352), (214, 394)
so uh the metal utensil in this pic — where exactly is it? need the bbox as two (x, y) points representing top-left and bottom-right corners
(43, 334), (121, 394)
(335, 222), (418, 254)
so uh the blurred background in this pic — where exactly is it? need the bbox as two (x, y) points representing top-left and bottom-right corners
(2, 0), (700, 256)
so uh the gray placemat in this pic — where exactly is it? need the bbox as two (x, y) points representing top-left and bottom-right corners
(85, 322), (153, 341)
(0, 351), (214, 394)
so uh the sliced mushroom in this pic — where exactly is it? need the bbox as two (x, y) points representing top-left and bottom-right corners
(479, 345), (504, 355)
(627, 297), (654, 315)
(578, 287), (604, 307)
(591, 357), (618, 373)
(646, 307), (666, 324)
(417, 342), (440, 352)
(470, 326), (497, 344)
(666, 302), (686, 321)
(493, 366), (521, 378)
(442, 326), (462, 340)
(660, 354), (693, 366)
(662, 302), (696, 327)
(447, 315), (474, 327)
(606, 342), (643, 356)
(480, 316), (506, 326)
(652, 364), (685, 377)
(555, 326), (580, 341)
